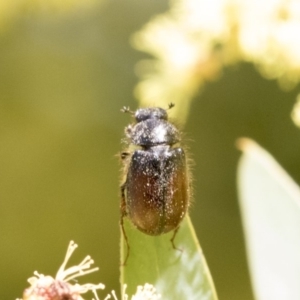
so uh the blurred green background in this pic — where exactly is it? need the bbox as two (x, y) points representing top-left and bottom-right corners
(1, 1), (300, 299)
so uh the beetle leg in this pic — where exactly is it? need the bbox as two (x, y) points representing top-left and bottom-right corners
(170, 226), (183, 253)
(120, 183), (130, 265)
(120, 216), (130, 266)
(120, 182), (127, 216)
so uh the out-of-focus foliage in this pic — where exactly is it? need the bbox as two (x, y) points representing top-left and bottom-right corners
(0, 0), (101, 33)
(291, 93), (300, 127)
(133, 0), (300, 123)
(0, 1), (170, 299)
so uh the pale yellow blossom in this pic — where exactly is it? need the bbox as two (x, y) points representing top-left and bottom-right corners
(105, 284), (160, 300)
(20, 241), (104, 300)
(133, 0), (300, 120)
(19, 241), (161, 300)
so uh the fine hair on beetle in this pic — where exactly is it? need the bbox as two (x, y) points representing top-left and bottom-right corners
(119, 103), (193, 265)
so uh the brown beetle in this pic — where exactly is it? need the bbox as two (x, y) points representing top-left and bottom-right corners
(120, 103), (190, 264)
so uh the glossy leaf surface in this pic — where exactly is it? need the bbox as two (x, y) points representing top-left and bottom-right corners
(237, 138), (300, 300)
(120, 216), (218, 300)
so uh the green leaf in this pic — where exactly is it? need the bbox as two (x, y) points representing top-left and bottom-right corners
(120, 216), (218, 300)
(237, 138), (300, 300)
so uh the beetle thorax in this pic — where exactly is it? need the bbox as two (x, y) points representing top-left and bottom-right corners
(128, 118), (180, 147)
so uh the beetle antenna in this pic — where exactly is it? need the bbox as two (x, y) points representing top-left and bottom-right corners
(121, 106), (134, 114)
(167, 102), (175, 110)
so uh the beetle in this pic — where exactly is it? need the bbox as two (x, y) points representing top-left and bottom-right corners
(120, 103), (190, 264)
